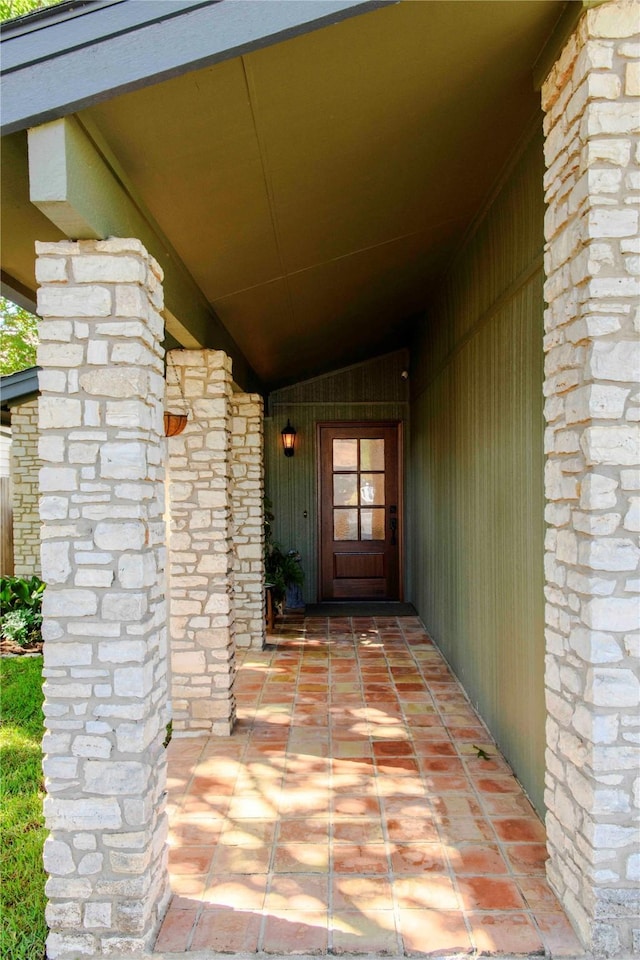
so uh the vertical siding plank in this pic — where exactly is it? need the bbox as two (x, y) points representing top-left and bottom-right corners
(408, 131), (546, 814)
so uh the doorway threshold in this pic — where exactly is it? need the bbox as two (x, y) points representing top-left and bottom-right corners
(304, 602), (417, 617)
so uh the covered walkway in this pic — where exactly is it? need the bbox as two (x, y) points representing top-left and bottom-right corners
(157, 616), (582, 957)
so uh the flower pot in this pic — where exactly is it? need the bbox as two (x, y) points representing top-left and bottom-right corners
(164, 412), (188, 437)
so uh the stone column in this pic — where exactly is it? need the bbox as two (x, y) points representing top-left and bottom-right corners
(36, 239), (170, 958)
(167, 349), (236, 735)
(542, 4), (640, 956)
(231, 392), (265, 649)
(10, 397), (41, 577)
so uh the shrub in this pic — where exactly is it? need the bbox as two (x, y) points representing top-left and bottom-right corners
(0, 577), (45, 647)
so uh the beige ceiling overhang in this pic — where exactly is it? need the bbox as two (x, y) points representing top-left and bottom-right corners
(1, 0), (576, 392)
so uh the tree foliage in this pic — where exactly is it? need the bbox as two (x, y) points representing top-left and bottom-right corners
(0, 298), (38, 376)
(0, 0), (67, 369)
(0, 0), (60, 23)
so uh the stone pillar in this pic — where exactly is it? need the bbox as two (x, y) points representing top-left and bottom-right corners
(36, 239), (170, 958)
(167, 349), (236, 735)
(541, 4), (640, 956)
(231, 392), (265, 649)
(10, 397), (42, 577)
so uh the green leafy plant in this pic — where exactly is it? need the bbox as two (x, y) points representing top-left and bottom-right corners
(264, 495), (276, 548)
(1, 610), (38, 648)
(265, 544), (304, 606)
(263, 497), (304, 606)
(164, 720), (173, 748)
(0, 576), (45, 648)
(0, 297), (38, 375)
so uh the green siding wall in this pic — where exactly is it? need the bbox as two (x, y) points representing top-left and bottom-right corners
(266, 351), (409, 603)
(408, 130), (546, 814)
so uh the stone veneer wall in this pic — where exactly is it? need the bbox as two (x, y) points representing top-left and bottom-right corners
(36, 239), (170, 958)
(166, 349), (237, 735)
(10, 397), (42, 577)
(231, 392), (265, 649)
(541, 3), (640, 956)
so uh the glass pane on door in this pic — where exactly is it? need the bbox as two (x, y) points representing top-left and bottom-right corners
(360, 439), (384, 471)
(361, 508), (385, 541)
(360, 473), (384, 505)
(333, 439), (358, 471)
(334, 509), (358, 540)
(334, 474), (358, 506)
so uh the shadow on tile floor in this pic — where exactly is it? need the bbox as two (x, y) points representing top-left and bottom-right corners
(156, 615), (584, 958)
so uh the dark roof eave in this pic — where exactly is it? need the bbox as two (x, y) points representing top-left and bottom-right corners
(1, 0), (395, 136)
(0, 366), (40, 407)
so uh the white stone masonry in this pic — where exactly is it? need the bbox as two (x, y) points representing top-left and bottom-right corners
(36, 238), (170, 958)
(10, 397), (42, 577)
(542, 3), (640, 956)
(231, 392), (265, 649)
(166, 349), (237, 735)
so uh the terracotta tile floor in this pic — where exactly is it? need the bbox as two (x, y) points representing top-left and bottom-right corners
(157, 615), (584, 957)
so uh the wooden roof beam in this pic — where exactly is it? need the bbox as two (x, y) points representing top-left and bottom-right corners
(28, 115), (261, 391)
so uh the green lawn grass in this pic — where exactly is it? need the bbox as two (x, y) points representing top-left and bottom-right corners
(0, 655), (47, 960)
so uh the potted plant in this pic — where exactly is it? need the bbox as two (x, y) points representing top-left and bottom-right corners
(264, 498), (304, 611)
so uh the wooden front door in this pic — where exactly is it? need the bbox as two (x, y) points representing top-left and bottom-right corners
(318, 422), (402, 600)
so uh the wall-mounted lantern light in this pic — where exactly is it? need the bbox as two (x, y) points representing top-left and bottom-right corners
(281, 419), (297, 457)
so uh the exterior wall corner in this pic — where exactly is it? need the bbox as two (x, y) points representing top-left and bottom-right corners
(167, 348), (238, 736)
(541, 3), (640, 955)
(231, 391), (265, 650)
(36, 237), (170, 958)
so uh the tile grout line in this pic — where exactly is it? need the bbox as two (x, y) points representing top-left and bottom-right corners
(406, 620), (510, 951)
(263, 641), (276, 944)
(327, 632), (338, 953)
(256, 644), (279, 955)
(407, 623), (494, 952)
(361, 619), (404, 956)
(169, 732), (213, 953)
(397, 618), (475, 953)
(402, 618), (550, 954)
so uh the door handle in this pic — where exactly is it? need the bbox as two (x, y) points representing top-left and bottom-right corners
(390, 517), (397, 546)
